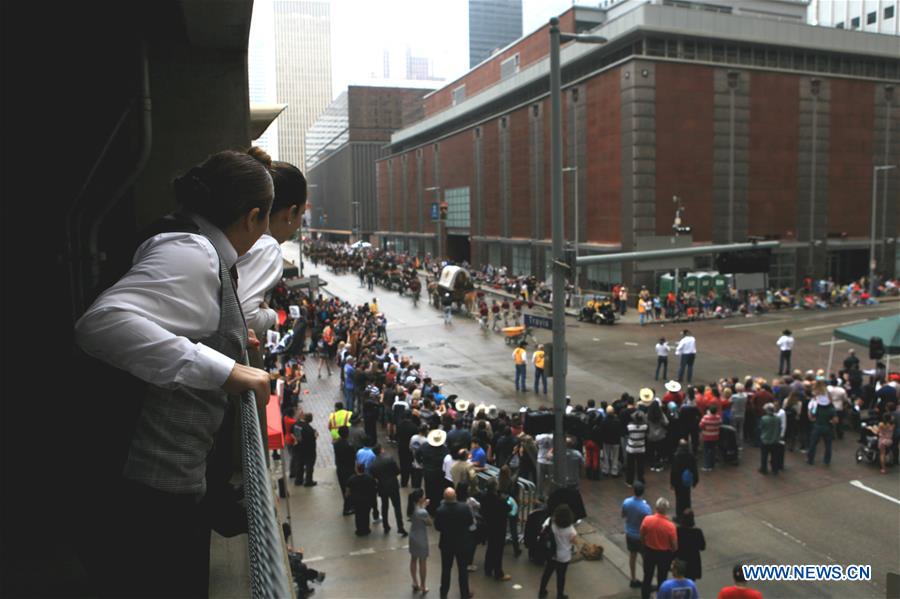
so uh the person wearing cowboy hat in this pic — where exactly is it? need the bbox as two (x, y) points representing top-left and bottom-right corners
(419, 429), (449, 516)
(663, 381), (684, 407)
(807, 381), (838, 466)
(638, 388), (656, 408)
(776, 329), (795, 375)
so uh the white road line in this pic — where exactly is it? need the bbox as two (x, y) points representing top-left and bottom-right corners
(593, 338), (600, 342)
(801, 319), (868, 332)
(850, 480), (900, 506)
(303, 556), (325, 563)
(818, 339), (846, 346)
(724, 319), (788, 329)
(348, 548), (376, 556)
(625, 342), (639, 346)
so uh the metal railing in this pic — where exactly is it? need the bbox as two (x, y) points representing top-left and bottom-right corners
(239, 380), (292, 599)
(475, 465), (538, 534)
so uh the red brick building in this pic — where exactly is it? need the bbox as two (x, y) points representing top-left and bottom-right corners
(375, 3), (900, 289)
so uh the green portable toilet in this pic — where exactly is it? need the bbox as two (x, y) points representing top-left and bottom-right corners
(697, 271), (714, 296)
(683, 271), (699, 293)
(658, 273), (675, 296)
(712, 272), (732, 297)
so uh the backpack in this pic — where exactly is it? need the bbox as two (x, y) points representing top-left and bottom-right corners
(292, 422), (303, 445)
(535, 521), (557, 565)
(681, 467), (694, 488)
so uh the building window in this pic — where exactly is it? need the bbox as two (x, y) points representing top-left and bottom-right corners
(489, 244), (501, 269)
(532, 104), (540, 118)
(500, 116), (508, 129)
(768, 252), (795, 290)
(584, 261), (622, 292)
(512, 245), (530, 276)
(474, 127), (481, 138)
(886, 5), (895, 19)
(867, 10), (877, 24)
(851, 16), (860, 28)
(444, 187), (470, 229)
(500, 54), (520, 79)
(452, 84), (466, 106)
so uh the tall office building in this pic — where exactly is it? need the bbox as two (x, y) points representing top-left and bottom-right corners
(274, 0), (333, 169)
(809, 0), (899, 35)
(469, 0), (523, 68)
(248, 0), (280, 158)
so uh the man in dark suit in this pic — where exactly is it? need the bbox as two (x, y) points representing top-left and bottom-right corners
(669, 439), (699, 520)
(434, 487), (474, 599)
(333, 426), (357, 516)
(369, 445), (407, 536)
(396, 412), (419, 487)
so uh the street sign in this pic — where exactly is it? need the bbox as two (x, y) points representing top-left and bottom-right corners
(524, 314), (552, 330)
(430, 202), (439, 221)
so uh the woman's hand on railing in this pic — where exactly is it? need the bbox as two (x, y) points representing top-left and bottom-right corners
(223, 362), (270, 409)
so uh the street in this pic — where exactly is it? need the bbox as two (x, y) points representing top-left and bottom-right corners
(271, 242), (900, 598)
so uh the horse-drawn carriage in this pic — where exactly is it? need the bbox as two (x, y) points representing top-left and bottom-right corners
(429, 265), (476, 311)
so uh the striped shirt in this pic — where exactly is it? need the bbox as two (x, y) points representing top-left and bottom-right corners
(626, 423), (648, 454)
(700, 413), (722, 441)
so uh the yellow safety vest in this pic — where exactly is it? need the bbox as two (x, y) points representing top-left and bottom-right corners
(514, 348), (526, 365)
(534, 350), (545, 369)
(329, 410), (352, 440)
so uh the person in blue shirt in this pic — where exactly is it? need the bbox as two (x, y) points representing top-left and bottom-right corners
(621, 481), (652, 588)
(469, 439), (487, 470)
(356, 439), (376, 473)
(343, 357), (356, 412)
(657, 559), (698, 599)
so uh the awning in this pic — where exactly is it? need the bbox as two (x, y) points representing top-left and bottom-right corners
(833, 314), (900, 354)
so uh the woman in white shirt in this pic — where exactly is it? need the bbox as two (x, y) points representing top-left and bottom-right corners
(539, 503), (579, 598)
(74, 148), (276, 597)
(236, 158), (307, 341)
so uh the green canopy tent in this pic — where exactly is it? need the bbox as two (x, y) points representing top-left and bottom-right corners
(826, 314), (900, 374)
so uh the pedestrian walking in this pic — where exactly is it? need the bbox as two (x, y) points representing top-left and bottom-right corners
(538, 504), (579, 599)
(776, 329), (794, 375)
(333, 426), (356, 516)
(655, 338), (670, 381)
(621, 482), (652, 588)
(533, 344), (548, 395)
(639, 497), (678, 599)
(669, 439), (698, 520)
(370, 445), (408, 537)
(293, 413), (318, 487)
(407, 489), (432, 594)
(347, 463), (377, 536)
(676, 330), (697, 384)
(442, 290), (454, 325)
(657, 559), (699, 599)
(434, 487), (474, 599)
(513, 341), (528, 392)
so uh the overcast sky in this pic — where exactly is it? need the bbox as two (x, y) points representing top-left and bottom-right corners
(330, 0), (577, 98)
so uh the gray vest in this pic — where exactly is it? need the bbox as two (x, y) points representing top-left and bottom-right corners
(123, 230), (246, 496)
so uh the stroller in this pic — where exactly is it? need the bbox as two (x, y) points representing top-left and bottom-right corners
(718, 425), (739, 465)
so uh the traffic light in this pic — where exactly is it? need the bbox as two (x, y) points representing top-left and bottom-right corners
(439, 201), (448, 220)
(870, 337), (885, 361)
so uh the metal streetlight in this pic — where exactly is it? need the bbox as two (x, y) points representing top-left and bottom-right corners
(870, 165), (896, 296)
(549, 17), (606, 487)
(563, 166), (579, 295)
(426, 186), (442, 260)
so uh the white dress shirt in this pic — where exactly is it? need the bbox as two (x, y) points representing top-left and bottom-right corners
(675, 335), (696, 355)
(776, 335), (795, 351)
(75, 214), (238, 391)
(235, 233), (282, 336)
(655, 342), (670, 357)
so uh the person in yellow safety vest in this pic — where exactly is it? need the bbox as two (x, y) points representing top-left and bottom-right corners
(328, 401), (353, 441)
(513, 341), (528, 392)
(532, 344), (547, 395)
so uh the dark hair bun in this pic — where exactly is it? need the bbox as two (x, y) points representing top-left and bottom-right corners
(173, 167), (213, 211)
(247, 146), (273, 169)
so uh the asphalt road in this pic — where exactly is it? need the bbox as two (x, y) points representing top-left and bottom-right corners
(278, 243), (899, 598)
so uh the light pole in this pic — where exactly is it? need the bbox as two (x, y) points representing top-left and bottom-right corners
(549, 17), (606, 488)
(870, 165), (896, 296)
(426, 186), (442, 260)
(563, 166), (579, 294)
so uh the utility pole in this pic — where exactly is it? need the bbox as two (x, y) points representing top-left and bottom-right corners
(548, 18), (606, 488)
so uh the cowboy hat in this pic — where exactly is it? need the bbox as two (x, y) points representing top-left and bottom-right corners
(639, 388), (654, 404)
(455, 399), (470, 412)
(474, 403), (488, 416)
(487, 404), (499, 419)
(427, 429), (447, 447)
(664, 380), (682, 393)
